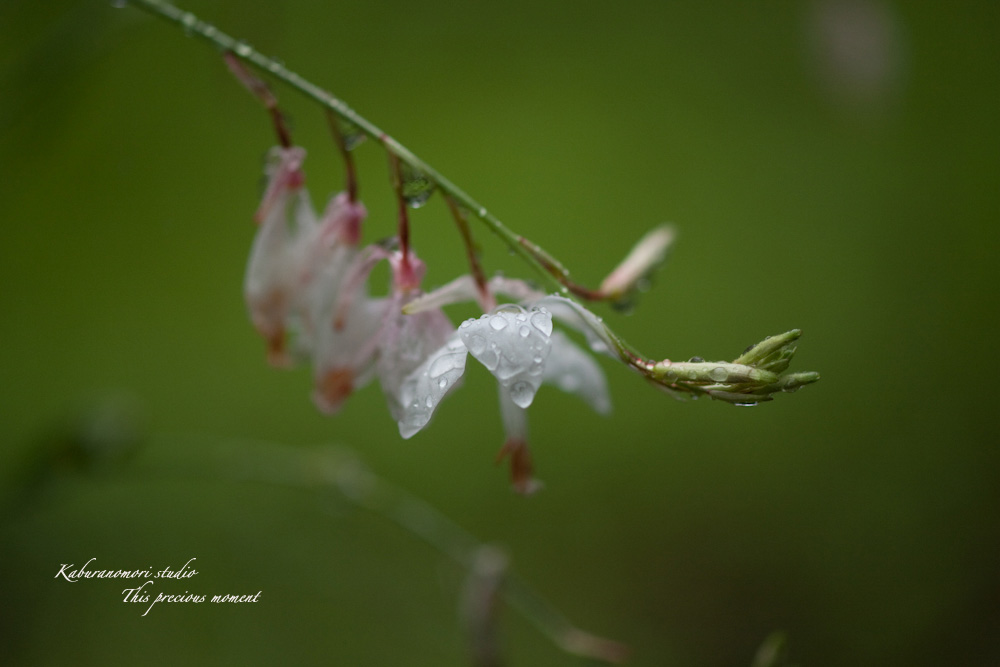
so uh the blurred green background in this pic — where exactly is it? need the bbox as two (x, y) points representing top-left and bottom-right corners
(2, 1), (998, 665)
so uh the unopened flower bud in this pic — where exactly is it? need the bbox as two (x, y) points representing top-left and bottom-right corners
(598, 224), (675, 301)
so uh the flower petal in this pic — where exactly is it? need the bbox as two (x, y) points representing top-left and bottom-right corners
(396, 333), (469, 438)
(544, 331), (612, 414)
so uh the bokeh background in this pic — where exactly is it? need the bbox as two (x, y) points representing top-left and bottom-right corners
(1, 1), (997, 665)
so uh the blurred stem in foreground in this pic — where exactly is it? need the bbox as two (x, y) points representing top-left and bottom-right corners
(157, 435), (630, 665)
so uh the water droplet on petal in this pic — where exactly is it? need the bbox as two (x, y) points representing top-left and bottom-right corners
(428, 353), (457, 379)
(478, 347), (500, 371)
(425, 396), (434, 408)
(519, 326), (530, 338)
(529, 311), (553, 336)
(438, 378), (448, 390)
(709, 367), (728, 382)
(466, 334), (487, 355)
(509, 381), (536, 408)
(489, 314), (509, 331)
(460, 319), (473, 328)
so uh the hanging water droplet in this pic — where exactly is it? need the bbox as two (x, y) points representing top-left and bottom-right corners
(234, 40), (253, 57)
(489, 314), (509, 331)
(529, 311), (552, 336)
(519, 326), (530, 338)
(709, 367), (728, 382)
(181, 12), (197, 35)
(509, 381), (536, 408)
(400, 163), (435, 208)
(734, 401), (758, 407)
(478, 347), (499, 371)
(339, 120), (366, 151)
(428, 353), (457, 379)
(466, 334), (487, 355)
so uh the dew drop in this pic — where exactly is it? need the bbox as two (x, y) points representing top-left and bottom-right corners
(489, 314), (509, 331)
(509, 381), (536, 408)
(400, 163), (435, 208)
(460, 319), (473, 329)
(428, 353), (456, 379)
(234, 40), (252, 57)
(181, 12), (197, 35)
(689, 356), (704, 363)
(478, 347), (500, 371)
(466, 334), (487, 356)
(339, 120), (367, 151)
(478, 207), (487, 217)
(709, 367), (728, 382)
(438, 378), (448, 390)
(519, 326), (530, 338)
(529, 311), (552, 336)
(425, 396), (434, 408)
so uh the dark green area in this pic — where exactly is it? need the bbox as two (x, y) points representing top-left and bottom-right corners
(1, 1), (997, 665)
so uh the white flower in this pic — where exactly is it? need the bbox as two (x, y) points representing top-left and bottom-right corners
(396, 303), (611, 494)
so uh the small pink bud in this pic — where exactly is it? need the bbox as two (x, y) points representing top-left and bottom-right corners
(598, 225), (675, 300)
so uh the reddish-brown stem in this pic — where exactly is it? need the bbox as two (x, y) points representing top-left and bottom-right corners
(223, 51), (292, 148)
(515, 237), (606, 301)
(385, 143), (412, 276)
(445, 196), (493, 309)
(324, 108), (358, 203)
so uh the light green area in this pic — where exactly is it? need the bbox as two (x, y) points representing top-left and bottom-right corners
(1, 1), (997, 665)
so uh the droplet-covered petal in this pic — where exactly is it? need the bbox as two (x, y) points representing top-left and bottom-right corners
(396, 332), (468, 438)
(459, 306), (553, 409)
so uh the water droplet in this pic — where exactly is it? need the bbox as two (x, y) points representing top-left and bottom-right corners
(234, 40), (252, 57)
(400, 163), (435, 208)
(460, 319), (472, 329)
(203, 25), (218, 38)
(437, 378), (448, 390)
(689, 356), (704, 363)
(509, 381), (536, 408)
(428, 353), (457, 378)
(181, 12), (197, 35)
(478, 207), (487, 217)
(339, 120), (367, 151)
(529, 311), (552, 336)
(489, 314), (509, 331)
(466, 334), (487, 355)
(424, 396), (434, 408)
(734, 401), (757, 407)
(519, 326), (530, 338)
(515, 313), (527, 323)
(478, 347), (499, 371)
(709, 367), (728, 382)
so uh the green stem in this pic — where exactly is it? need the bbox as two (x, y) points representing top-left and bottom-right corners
(123, 0), (567, 295)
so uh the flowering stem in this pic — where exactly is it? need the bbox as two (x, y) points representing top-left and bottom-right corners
(122, 0), (584, 296)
